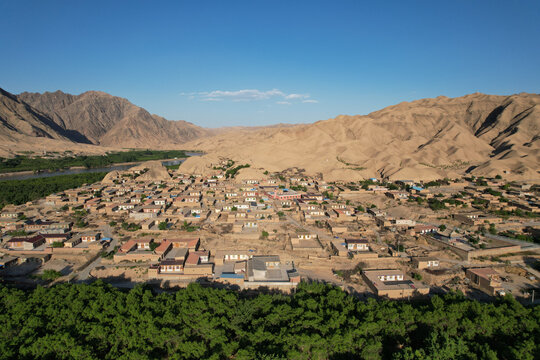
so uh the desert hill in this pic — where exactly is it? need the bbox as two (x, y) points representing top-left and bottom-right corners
(18, 90), (208, 147)
(2, 87), (539, 181)
(180, 93), (540, 181)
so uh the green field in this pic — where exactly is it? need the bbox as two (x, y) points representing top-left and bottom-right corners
(0, 149), (190, 174)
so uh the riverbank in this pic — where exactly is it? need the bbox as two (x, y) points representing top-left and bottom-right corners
(0, 149), (199, 176)
(0, 158), (183, 176)
(0, 153), (201, 181)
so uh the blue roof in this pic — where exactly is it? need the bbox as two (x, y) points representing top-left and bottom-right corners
(220, 273), (244, 279)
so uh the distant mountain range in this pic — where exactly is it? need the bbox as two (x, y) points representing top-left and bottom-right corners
(17, 90), (208, 147)
(1, 87), (538, 180)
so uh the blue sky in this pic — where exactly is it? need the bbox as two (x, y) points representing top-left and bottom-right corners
(1, 1), (539, 127)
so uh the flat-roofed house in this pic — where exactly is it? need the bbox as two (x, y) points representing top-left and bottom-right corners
(1, 211), (22, 219)
(466, 267), (504, 296)
(80, 232), (100, 242)
(43, 233), (70, 245)
(214, 250), (252, 265)
(410, 225), (438, 236)
(331, 240), (349, 256)
(412, 257), (440, 270)
(362, 269), (430, 298)
(159, 259), (185, 274)
(345, 238), (369, 252)
(246, 255), (293, 282)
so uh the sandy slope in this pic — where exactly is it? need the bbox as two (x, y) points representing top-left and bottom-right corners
(180, 93), (540, 181)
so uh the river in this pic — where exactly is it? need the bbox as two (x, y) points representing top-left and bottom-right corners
(0, 152), (201, 181)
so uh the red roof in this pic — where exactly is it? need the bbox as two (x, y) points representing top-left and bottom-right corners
(155, 240), (171, 254)
(185, 253), (200, 265)
(166, 238), (199, 249)
(118, 240), (137, 253)
(8, 235), (45, 243)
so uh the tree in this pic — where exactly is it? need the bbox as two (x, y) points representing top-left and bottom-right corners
(40, 269), (62, 281)
(158, 221), (168, 230)
(0, 282), (538, 358)
(261, 230), (269, 239)
(439, 224), (447, 231)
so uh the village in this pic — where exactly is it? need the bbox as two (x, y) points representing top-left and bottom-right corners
(1, 159), (539, 302)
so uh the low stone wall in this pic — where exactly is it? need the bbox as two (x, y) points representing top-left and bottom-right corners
(352, 252), (379, 260)
(425, 235), (521, 261)
(51, 247), (99, 255)
(469, 245), (522, 259)
(114, 252), (160, 263)
(0, 249), (51, 261)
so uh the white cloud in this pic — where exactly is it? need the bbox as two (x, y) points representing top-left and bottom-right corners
(302, 99), (319, 103)
(285, 93), (307, 100)
(181, 88), (317, 104)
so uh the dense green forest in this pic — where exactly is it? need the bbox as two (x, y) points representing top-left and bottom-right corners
(0, 282), (537, 359)
(0, 150), (190, 174)
(0, 173), (106, 210)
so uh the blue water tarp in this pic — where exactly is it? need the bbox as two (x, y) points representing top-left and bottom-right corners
(220, 273), (244, 279)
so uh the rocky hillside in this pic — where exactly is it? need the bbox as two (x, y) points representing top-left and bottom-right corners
(3, 86), (538, 181)
(0, 88), (75, 142)
(0, 88), (118, 157)
(18, 90), (208, 147)
(180, 93), (540, 181)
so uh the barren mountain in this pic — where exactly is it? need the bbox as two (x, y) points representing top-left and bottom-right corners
(18, 90), (208, 147)
(3, 87), (539, 181)
(180, 93), (540, 181)
(0, 88), (115, 157)
(0, 88), (74, 142)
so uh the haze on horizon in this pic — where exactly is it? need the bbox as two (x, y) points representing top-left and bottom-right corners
(1, 0), (540, 128)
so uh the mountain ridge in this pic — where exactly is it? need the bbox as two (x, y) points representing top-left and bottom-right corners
(18, 89), (209, 147)
(1, 87), (539, 181)
(179, 92), (540, 181)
